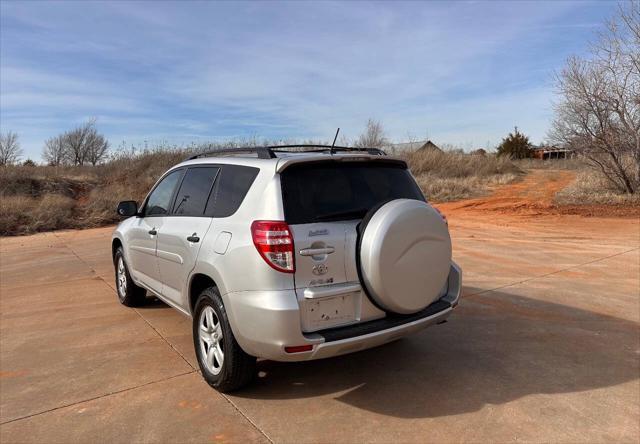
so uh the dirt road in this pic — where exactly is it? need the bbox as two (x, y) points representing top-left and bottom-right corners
(440, 169), (576, 215)
(1, 191), (638, 442)
(438, 169), (638, 218)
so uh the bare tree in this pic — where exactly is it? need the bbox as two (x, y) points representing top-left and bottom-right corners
(46, 120), (110, 166)
(354, 119), (389, 148)
(0, 131), (23, 166)
(42, 135), (66, 166)
(84, 128), (109, 166)
(549, 1), (639, 194)
(64, 120), (94, 165)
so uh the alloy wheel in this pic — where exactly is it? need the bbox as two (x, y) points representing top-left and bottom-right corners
(117, 257), (127, 297)
(198, 306), (224, 375)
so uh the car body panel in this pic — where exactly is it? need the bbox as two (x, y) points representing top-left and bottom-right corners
(222, 262), (461, 361)
(124, 216), (163, 294)
(289, 222), (349, 288)
(156, 215), (214, 309)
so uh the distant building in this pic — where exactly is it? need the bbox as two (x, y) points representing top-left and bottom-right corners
(531, 145), (574, 160)
(418, 140), (442, 152)
(390, 140), (442, 153)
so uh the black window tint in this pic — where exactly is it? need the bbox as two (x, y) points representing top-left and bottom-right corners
(172, 167), (220, 216)
(281, 162), (424, 224)
(145, 170), (183, 216)
(206, 165), (259, 217)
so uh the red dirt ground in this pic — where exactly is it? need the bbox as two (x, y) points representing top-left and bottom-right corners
(437, 169), (639, 219)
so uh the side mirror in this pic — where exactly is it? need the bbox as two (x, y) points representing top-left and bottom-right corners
(117, 201), (138, 217)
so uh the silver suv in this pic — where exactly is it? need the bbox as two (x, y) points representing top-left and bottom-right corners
(112, 145), (461, 392)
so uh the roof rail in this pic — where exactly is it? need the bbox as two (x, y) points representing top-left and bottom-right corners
(185, 145), (387, 161)
(186, 147), (274, 160)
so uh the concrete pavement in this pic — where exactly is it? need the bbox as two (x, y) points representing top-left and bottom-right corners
(1, 214), (638, 443)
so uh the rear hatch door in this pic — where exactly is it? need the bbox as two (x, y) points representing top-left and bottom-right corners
(280, 160), (426, 332)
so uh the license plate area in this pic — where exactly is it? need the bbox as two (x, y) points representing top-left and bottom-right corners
(302, 292), (359, 332)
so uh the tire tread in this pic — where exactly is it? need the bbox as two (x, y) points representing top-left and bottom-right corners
(194, 287), (256, 392)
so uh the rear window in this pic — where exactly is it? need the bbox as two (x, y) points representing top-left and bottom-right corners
(281, 162), (425, 224)
(205, 165), (259, 217)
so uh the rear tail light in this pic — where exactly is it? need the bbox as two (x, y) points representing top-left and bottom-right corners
(251, 220), (295, 273)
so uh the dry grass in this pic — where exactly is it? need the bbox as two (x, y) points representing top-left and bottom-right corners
(0, 194), (75, 236)
(403, 149), (522, 202)
(0, 147), (524, 235)
(0, 149), (187, 236)
(4, 146), (634, 236)
(513, 158), (583, 170)
(413, 173), (518, 203)
(82, 149), (186, 226)
(555, 169), (640, 206)
(511, 156), (639, 207)
(0, 165), (88, 235)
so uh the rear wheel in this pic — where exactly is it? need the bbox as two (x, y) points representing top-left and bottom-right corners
(114, 247), (146, 307)
(193, 287), (256, 392)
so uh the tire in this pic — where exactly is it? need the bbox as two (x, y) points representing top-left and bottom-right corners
(192, 287), (256, 392)
(114, 247), (147, 307)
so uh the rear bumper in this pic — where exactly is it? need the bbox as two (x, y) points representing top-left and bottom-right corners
(224, 262), (462, 362)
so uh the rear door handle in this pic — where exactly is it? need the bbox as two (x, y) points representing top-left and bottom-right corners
(148, 228), (157, 235)
(187, 233), (200, 243)
(300, 246), (335, 256)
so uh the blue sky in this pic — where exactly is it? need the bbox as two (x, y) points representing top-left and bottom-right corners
(0, 0), (617, 160)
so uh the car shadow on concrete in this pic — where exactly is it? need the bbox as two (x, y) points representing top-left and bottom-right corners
(233, 286), (640, 418)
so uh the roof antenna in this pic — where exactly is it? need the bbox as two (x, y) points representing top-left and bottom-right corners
(331, 128), (340, 154)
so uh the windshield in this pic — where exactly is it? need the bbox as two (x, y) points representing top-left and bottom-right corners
(281, 161), (425, 224)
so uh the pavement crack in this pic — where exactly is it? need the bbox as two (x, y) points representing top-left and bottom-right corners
(465, 247), (639, 297)
(52, 232), (99, 275)
(0, 371), (195, 426)
(53, 232), (196, 371)
(132, 306), (196, 371)
(220, 394), (274, 444)
(51, 234), (271, 442)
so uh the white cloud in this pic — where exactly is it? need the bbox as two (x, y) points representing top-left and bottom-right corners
(0, 0), (615, 159)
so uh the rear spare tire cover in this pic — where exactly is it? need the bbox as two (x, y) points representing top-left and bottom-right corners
(359, 199), (452, 314)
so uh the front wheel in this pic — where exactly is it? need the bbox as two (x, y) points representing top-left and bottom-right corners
(193, 287), (256, 392)
(114, 247), (146, 307)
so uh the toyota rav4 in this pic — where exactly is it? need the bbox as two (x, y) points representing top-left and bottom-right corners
(112, 145), (462, 392)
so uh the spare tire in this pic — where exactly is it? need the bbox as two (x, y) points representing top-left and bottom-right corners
(357, 199), (452, 314)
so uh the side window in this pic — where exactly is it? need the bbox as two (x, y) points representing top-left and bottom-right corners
(172, 167), (220, 216)
(205, 165), (259, 217)
(144, 170), (183, 216)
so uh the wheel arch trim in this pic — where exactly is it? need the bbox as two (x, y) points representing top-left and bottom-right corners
(187, 263), (228, 315)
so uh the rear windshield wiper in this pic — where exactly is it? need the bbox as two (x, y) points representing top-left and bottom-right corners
(313, 208), (368, 222)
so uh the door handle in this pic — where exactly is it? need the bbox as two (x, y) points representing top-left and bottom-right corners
(299, 246), (335, 256)
(148, 228), (157, 235)
(187, 233), (200, 243)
